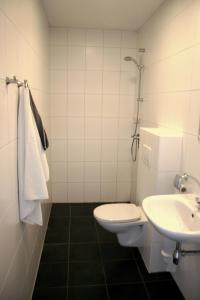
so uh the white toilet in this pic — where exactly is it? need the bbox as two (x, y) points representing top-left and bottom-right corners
(93, 203), (147, 247)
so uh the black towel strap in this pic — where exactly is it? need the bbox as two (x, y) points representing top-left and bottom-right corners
(28, 88), (49, 150)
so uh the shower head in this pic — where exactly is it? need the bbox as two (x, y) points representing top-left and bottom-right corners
(124, 56), (143, 70)
(124, 56), (135, 62)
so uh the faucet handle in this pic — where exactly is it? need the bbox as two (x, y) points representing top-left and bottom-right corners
(195, 197), (200, 205)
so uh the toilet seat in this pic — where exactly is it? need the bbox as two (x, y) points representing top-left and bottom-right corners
(94, 203), (141, 223)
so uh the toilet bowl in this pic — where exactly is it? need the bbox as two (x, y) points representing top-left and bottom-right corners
(93, 203), (148, 247)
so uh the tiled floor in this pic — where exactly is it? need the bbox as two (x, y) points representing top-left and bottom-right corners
(32, 203), (185, 300)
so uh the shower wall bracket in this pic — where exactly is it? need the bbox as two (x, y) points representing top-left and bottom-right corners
(137, 97), (143, 102)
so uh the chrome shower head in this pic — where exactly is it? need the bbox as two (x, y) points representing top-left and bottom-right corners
(124, 56), (133, 61)
(124, 56), (143, 70)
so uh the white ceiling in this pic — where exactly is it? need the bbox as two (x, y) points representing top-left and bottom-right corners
(42, 0), (165, 31)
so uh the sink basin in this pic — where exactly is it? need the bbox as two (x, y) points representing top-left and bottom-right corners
(142, 194), (200, 243)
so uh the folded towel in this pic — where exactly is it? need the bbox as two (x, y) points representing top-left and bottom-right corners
(18, 86), (49, 225)
(29, 88), (49, 150)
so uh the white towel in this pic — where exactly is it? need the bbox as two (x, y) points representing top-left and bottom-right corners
(18, 86), (49, 225)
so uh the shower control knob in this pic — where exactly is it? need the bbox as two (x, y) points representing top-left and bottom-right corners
(195, 197), (200, 205)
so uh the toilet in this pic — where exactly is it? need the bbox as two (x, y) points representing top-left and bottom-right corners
(93, 203), (147, 247)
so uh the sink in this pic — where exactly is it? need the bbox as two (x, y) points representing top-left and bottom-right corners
(142, 194), (200, 243)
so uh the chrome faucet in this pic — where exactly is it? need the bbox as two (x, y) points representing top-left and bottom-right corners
(195, 196), (200, 210)
(174, 173), (200, 208)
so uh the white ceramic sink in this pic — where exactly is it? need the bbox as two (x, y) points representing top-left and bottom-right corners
(142, 194), (200, 243)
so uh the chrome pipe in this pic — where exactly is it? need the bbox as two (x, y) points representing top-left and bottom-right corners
(173, 242), (200, 265)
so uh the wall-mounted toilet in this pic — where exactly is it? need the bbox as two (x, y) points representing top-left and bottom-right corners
(93, 203), (147, 247)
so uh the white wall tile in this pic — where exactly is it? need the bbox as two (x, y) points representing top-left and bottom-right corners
(0, 84), (8, 147)
(51, 162), (67, 182)
(68, 182), (84, 203)
(120, 72), (136, 95)
(0, 203), (23, 288)
(102, 95), (119, 117)
(103, 72), (120, 94)
(67, 94), (84, 116)
(118, 118), (133, 138)
(122, 31), (137, 48)
(67, 117), (84, 139)
(7, 86), (18, 141)
(85, 162), (101, 182)
(117, 139), (132, 161)
(85, 140), (101, 161)
(86, 29), (103, 46)
(50, 46), (67, 69)
(102, 140), (118, 161)
(0, 3), (51, 299)
(50, 28), (137, 205)
(52, 182), (67, 202)
(191, 45), (200, 90)
(117, 182), (131, 202)
(102, 118), (118, 139)
(51, 117), (67, 139)
(68, 183), (84, 202)
(85, 94), (102, 116)
(50, 94), (67, 116)
(51, 140), (67, 162)
(68, 28), (86, 46)
(103, 30), (122, 47)
(85, 71), (102, 94)
(103, 48), (121, 71)
(86, 47), (103, 70)
(0, 145), (12, 213)
(0, 12), (6, 77)
(117, 162), (132, 182)
(101, 182), (117, 202)
(67, 140), (84, 161)
(85, 118), (101, 139)
(50, 70), (67, 93)
(101, 163), (117, 182)
(84, 182), (100, 202)
(67, 46), (85, 70)
(139, 1), (200, 298)
(68, 162), (84, 182)
(119, 95), (134, 117)
(68, 71), (85, 93)
(50, 28), (67, 45)
(138, 8), (200, 298)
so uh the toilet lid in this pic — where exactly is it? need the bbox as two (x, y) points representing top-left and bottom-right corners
(94, 203), (141, 223)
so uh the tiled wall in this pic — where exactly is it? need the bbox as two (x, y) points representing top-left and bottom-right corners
(138, 0), (200, 299)
(50, 28), (137, 203)
(0, 1), (51, 299)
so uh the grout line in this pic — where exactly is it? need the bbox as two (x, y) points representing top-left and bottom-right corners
(99, 34), (104, 204)
(65, 45), (69, 205)
(115, 35), (123, 202)
(83, 39), (87, 204)
(66, 206), (71, 299)
(94, 220), (110, 300)
(135, 259), (152, 300)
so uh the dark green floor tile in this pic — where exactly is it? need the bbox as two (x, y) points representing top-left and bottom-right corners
(69, 261), (105, 286)
(146, 281), (185, 299)
(41, 244), (68, 263)
(35, 263), (67, 287)
(108, 283), (149, 300)
(70, 243), (100, 262)
(104, 260), (142, 284)
(136, 259), (172, 282)
(51, 204), (70, 217)
(68, 285), (108, 300)
(100, 243), (133, 261)
(32, 287), (67, 300)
